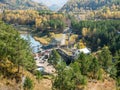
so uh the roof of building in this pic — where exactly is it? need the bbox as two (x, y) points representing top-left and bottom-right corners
(79, 48), (90, 54)
(54, 34), (66, 41)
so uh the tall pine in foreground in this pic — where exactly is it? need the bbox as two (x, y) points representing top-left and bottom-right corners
(98, 46), (117, 78)
(48, 49), (62, 67)
(0, 21), (36, 74)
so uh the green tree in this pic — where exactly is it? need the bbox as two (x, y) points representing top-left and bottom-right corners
(117, 77), (120, 90)
(54, 68), (76, 90)
(115, 50), (120, 76)
(48, 19), (65, 30)
(23, 76), (33, 90)
(54, 60), (88, 90)
(48, 49), (62, 67)
(70, 62), (83, 85)
(36, 71), (42, 83)
(98, 46), (113, 72)
(97, 68), (103, 80)
(0, 21), (36, 74)
(89, 57), (100, 79)
(77, 53), (92, 75)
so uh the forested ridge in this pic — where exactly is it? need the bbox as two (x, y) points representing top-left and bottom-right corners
(71, 20), (120, 53)
(60, 0), (120, 12)
(68, 19), (120, 89)
(0, 0), (48, 10)
(1, 10), (66, 32)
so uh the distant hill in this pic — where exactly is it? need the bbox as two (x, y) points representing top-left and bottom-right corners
(32, 0), (68, 11)
(59, 0), (120, 12)
(49, 4), (61, 11)
(0, 0), (48, 10)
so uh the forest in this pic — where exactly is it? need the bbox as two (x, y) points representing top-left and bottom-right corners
(69, 20), (120, 89)
(0, 21), (36, 80)
(0, 0), (120, 89)
(94, 6), (120, 19)
(1, 10), (66, 32)
(1, 10), (120, 89)
(48, 47), (119, 90)
(71, 20), (120, 53)
(59, 0), (120, 21)
(60, 0), (120, 12)
(0, 0), (48, 10)
(0, 3), (120, 89)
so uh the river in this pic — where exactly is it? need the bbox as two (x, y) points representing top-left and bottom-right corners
(20, 34), (42, 53)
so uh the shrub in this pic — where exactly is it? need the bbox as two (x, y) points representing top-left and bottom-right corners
(23, 76), (33, 90)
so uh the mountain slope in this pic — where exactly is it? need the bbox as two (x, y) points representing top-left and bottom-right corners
(0, 0), (48, 10)
(49, 4), (61, 11)
(59, 0), (120, 12)
(32, 0), (68, 11)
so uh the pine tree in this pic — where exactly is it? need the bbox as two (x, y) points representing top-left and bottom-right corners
(89, 57), (100, 79)
(98, 46), (113, 72)
(48, 49), (62, 67)
(23, 77), (33, 90)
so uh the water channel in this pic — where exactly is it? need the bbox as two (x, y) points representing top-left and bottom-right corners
(20, 34), (42, 53)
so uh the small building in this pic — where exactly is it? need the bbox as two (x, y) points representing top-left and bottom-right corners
(50, 34), (66, 46)
(74, 48), (91, 56)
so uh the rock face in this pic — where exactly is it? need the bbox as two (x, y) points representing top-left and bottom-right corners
(0, 0), (48, 10)
(59, 0), (120, 12)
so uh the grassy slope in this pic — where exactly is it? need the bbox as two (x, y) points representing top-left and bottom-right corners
(0, 70), (52, 90)
(0, 58), (52, 90)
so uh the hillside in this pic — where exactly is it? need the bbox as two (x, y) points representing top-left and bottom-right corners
(49, 4), (60, 11)
(59, 0), (120, 13)
(32, 0), (68, 11)
(0, 0), (48, 10)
